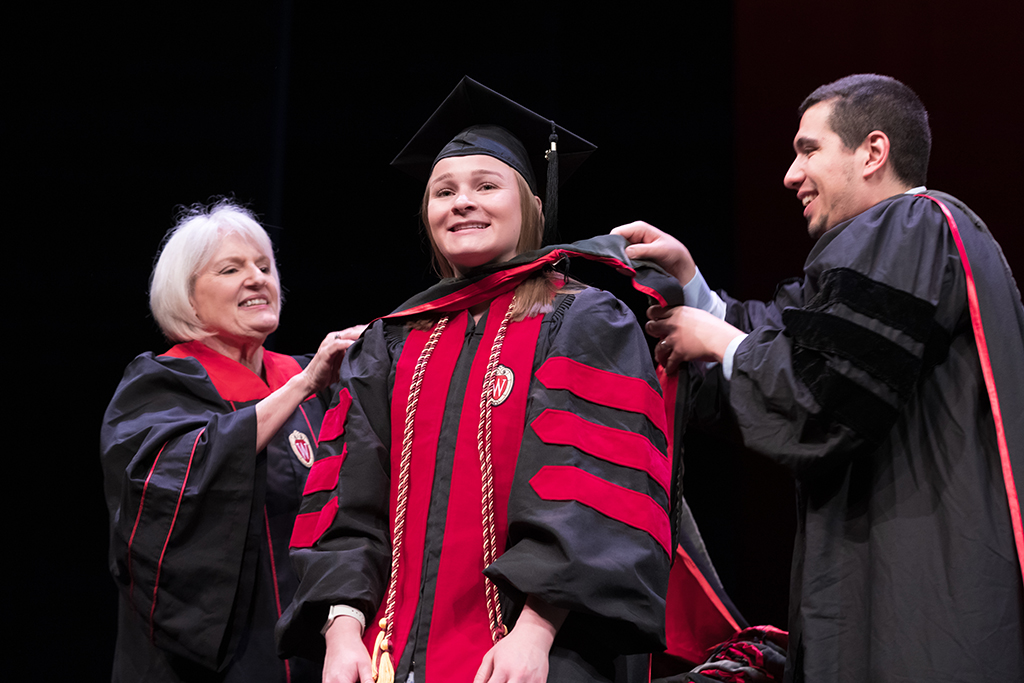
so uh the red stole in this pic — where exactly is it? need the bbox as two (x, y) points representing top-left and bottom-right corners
(362, 291), (543, 681)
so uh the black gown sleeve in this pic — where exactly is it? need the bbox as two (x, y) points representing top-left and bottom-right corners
(100, 353), (263, 670)
(693, 194), (965, 475)
(276, 321), (395, 660)
(486, 287), (672, 653)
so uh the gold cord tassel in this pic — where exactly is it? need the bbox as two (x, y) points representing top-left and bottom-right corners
(372, 618), (394, 683)
(374, 318), (448, 683)
(376, 651), (394, 683)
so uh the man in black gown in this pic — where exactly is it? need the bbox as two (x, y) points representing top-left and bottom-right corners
(616, 74), (1024, 681)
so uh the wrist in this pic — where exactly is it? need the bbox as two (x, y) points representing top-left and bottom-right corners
(509, 617), (557, 654)
(289, 368), (317, 400)
(514, 596), (566, 650)
(323, 605), (366, 636)
(712, 328), (745, 363)
(678, 262), (696, 286)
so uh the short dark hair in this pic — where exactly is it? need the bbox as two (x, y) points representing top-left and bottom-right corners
(800, 74), (931, 187)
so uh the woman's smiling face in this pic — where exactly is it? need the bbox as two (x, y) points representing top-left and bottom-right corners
(426, 154), (525, 277)
(190, 232), (280, 347)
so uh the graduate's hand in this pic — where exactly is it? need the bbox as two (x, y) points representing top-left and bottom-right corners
(300, 325), (367, 396)
(323, 616), (373, 683)
(647, 305), (744, 374)
(612, 221), (696, 286)
(473, 598), (567, 683)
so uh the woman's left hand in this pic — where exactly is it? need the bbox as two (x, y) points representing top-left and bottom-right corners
(473, 598), (567, 683)
(300, 325), (367, 396)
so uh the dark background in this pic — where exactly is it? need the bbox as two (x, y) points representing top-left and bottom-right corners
(16, 2), (1022, 679)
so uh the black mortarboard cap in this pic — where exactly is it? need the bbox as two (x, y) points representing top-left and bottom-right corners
(391, 76), (596, 241)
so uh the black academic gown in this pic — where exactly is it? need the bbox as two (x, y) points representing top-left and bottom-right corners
(101, 340), (325, 683)
(278, 237), (744, 682)
(689, 191), (1024, 681)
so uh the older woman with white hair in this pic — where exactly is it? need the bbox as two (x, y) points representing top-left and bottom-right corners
(101, 200), (363, 683)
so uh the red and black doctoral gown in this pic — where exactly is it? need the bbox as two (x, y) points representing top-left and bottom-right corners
(101, 340), (327, 682)
(278, 236), (746, 683)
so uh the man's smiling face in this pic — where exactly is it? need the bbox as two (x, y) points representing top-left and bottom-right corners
(784, 100), (869, 238)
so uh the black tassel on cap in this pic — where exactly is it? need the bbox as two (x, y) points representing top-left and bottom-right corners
(545, 122), (559, 243)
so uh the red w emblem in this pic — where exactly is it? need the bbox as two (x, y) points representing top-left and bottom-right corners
(490, 365), (514, 406)
(492, 375), (509, 401)
(289, 430), (315, 468)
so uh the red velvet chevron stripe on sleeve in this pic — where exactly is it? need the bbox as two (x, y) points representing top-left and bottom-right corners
(301, 450), (346, 496)
(530, 409), (670, 493)
(289, 496), (340, 549)
(318, 389), (353, 444)
(530, 465), (671, 556)
(536, 356), (668, 440)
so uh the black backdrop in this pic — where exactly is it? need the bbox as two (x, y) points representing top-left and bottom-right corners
(15, 2), (1021, 679)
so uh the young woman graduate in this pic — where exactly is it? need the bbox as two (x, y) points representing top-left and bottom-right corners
(276, 78), (745, 683)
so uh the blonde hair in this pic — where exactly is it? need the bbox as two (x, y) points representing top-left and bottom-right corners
(406, 270), (583, 331)
(149, 201), (281, 342)
(511, 270), (584, 320)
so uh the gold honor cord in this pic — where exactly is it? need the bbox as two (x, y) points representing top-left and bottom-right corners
(371, 296), (518, 682)
(373, 316), (449, 683)
(477, 297), (516, 643)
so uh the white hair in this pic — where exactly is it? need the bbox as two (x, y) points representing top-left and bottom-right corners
(149, 200), (282, 342)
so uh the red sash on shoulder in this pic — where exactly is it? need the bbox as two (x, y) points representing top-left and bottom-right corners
(916, 194), (1024, 585)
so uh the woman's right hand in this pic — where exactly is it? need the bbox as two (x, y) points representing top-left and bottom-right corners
(256, 325), (365, 452)
(301, 325), (367, 396)
(323, 616), (374, 683)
